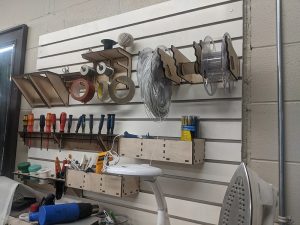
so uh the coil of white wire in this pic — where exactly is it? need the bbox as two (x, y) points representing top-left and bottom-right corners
(137, 47), (172, 120)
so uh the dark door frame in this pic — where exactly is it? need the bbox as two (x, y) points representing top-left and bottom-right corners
(0, 24), (28, 177)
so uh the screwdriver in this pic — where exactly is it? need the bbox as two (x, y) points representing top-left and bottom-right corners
(27, 113), (34, 148)
(45, 113), (52, 150)
(67, 115), (73, 133)
(89, 114), (93, 143)
(107, 114), (112, 146)
(110, 114), (115, 145)
(22, 115), (28, 145)
(39, 115), (45, 150)
(59, 112), (67, 151)
(98, 114), (105, 135)
(51, 114), (57, 143)
(82, 114), (86, 133)
(75, 115), (82, 133)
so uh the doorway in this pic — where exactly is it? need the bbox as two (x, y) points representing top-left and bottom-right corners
(0, 25), (27, 177)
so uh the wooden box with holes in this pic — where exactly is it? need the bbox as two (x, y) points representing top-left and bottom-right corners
(118, 138), (205, 165)
(66, 169), (140, 197)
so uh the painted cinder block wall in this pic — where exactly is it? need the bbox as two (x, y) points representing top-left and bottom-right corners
(243, 0), (300, 223)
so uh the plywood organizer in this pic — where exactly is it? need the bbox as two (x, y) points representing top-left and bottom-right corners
(119, 138), (205, 165)
(12, 71), (69, 108)
(66, 169), (139, 197)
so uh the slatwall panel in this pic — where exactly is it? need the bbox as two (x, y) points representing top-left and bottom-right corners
(29, 1), (243, 224)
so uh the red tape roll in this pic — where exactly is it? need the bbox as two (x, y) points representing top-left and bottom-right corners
(70, 78), (95, 103)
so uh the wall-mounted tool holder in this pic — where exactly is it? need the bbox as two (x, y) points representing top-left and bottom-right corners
(118, 138), (205, 165)
(18, 131), (117, 152)
(66, 169), (139, 197)
(12, 71), (69, 107)
(157, 33), (240, 92)
(171, 43), (203, 84)
(81, 47), (132, 78)
(157, 48), (182, 84)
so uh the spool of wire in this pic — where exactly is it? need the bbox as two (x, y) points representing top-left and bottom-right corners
(97, 62), (114, 76)
(137, 47), (172, 120)
(201, 33), (234, 96)
(80, 65), (97, 76)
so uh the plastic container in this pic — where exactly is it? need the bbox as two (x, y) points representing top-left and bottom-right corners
(17, 162), (31, 173)
(28, 164), (41, 182)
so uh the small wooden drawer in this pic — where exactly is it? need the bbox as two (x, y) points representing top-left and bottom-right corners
(66, 170), (139, 197)
(119, 138), (205, 165)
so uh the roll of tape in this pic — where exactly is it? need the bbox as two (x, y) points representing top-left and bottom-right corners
(97, 62), (114, 76)
(96, 80), (110, 102)
(80, 65), (97, 76)
(108, 76), (135, 104)
(70, 78), (95, 103)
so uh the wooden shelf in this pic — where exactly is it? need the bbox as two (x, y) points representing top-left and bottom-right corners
(18, 131), (118, 152)
(118, 138), (205, 165)
(81, 47), (132, 76)
(12, 71), (69, 108)
(13, 171), (65, 182)
(66, 169), (139, 197)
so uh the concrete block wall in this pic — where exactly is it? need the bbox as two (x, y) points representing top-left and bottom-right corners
(244, 0), (300, 223)
(0, 0), (167, 171)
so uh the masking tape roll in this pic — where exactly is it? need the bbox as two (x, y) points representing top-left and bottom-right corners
(97, 80), (110, 102)
(70, 78), (95, 103)
(108, 76), (135, 104)
(97, 62), (114, 76)
(80, 65), (97, 76)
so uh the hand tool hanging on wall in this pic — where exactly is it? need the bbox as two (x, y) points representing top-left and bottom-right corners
(22, 115), (28, 145)
(39, 115), (45, 150)
(82, 114), (86, 133)
(89, 114), (93, 143)
(75, 115), (82, 133)
(59, 112), (67, 151)
(51, 114), (57, 143)
(67, 115), (73, 133)
(45, 113), (52, 151)
(107, 114), (112, 147)
(110, 114), (115, 145)
(27, 113), (34, 148)
(98, 114), (105, 135)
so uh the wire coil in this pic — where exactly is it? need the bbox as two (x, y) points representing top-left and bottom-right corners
(137, 47), (172, 120)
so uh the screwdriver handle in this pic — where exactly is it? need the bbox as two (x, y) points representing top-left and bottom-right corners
(23, 115), (28, 131)
(110, 114), (115, 135)
(75, 115), (82, 133)
(27, 113), (34, 132)
(59, 112), (67, 133)
(98, 114), (105, 134)
(67, 115), (73, 133)
(89, 114), (93, 134)
(107, 114), (112, 135)
(46, 113), (52, 133)
(51, 114), (56, 133)
(40, 115), (46, 132)
(82, 114), (86, 133)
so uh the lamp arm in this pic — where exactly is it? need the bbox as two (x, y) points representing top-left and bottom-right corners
(146, 178), (171, 225)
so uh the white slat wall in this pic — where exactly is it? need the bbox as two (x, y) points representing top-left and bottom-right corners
(29, 1), (243, 224)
